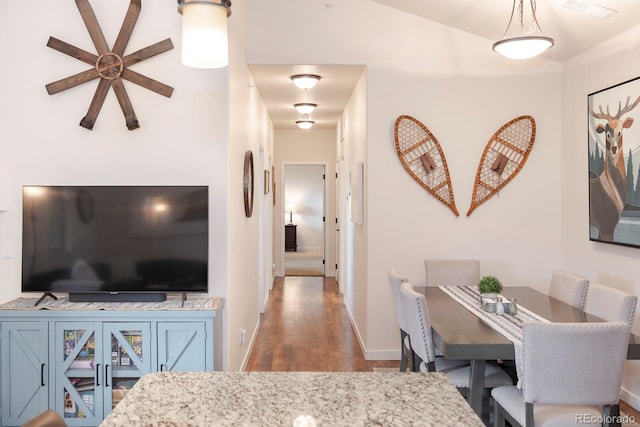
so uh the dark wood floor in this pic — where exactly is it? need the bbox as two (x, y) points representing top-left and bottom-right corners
(245, 275), (400, 371)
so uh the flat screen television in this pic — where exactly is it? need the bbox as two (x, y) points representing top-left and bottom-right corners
(22, 186), (209, 303)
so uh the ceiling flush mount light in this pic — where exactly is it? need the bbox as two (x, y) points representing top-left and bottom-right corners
(294, 103), (317, 115)
(177, 0), (232, 69)
(296, 120), (315, 130)
(492, 0), (554, 60)
(290, 74), (321, 90)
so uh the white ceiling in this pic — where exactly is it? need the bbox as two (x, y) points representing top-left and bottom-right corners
(370, 0), (640, 63)
(250, 0), (640, 131)
(249, 64), (365, 131)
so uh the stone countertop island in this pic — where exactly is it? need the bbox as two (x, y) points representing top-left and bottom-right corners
(100, 371), (483, 426)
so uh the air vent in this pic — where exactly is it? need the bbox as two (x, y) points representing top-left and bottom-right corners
(562, 0), (617, 19)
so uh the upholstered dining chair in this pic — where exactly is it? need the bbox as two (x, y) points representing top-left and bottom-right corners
(583, 283), (637, 325)
(387, 269), (413, 372)
(400, 282), (512, 399)
(491, 321), (630, 427)
(547, 270), (589, 310)
(424, 259), (480, 287)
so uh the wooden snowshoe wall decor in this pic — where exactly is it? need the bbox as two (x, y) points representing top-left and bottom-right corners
(394, 115), (459, 216)
(45, 0), (174, 130)
(466, 115), (536, 216)
(394, 114), (536, 217)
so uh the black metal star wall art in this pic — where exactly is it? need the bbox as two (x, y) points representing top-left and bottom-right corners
(46, 0), (174, 130)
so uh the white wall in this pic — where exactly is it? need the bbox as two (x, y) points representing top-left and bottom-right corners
(0, 0), (274, 373)
(248, 0), (563, 359)
(561, 25), (640, 407)
(0, 0), (229, 302)
(367, 71), (562, 356)
(339, 70), (369, 351)
(227, 0), (274, 371)
(273, 130), (336, 277)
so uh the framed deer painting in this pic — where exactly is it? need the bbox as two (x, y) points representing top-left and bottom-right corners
(588, 76), (640, 248)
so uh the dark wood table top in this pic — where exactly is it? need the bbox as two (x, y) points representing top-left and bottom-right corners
(418, 286), (640, 360)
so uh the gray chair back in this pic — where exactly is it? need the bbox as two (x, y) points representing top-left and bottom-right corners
(584, 283), (637, 325)
(387, 269), (408, 332)
(522, 321), (630, 406)
(548, 270), (589, 310)
(424, 259), (480, 287)
(400, 282), (436, 368)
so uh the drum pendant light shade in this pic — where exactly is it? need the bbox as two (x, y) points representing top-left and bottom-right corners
(178, 0), (231, 69)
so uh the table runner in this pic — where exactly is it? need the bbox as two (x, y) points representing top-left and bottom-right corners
(438, 285), (549, 388)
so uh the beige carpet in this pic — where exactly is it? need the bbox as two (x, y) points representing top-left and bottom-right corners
(285, 249), (324, 276)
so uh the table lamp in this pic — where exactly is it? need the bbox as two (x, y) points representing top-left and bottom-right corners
(287, 204), (295, 224)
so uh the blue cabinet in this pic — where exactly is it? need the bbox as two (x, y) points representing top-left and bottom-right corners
(0, 297), (222, 426)
(1, 322), (49, 426)
(54, 322), (152, 425)
(56, 322), (103, 425)
(158, 322), (208, 372)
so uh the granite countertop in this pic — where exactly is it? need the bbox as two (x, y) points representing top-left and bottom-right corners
(0, 296), (224, 311)
(100, 371), (483, 427)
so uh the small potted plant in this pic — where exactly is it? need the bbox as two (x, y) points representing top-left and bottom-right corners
(478, 275), (503, 299)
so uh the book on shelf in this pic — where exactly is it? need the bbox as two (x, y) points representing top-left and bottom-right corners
(64, 330), (77, 357)
(64, 329), (95, 359)
(80, 390), (94, 414)
(129, 334), (143, 359)
(119, 345), (131, 366)
(69, 359), (94, 369)
(63, 391), (76, 418)
(112, 332), (143, 366)
(64, 386), (95, 418)
(71, 377), (95, 392)
(111, 336), (119, 365)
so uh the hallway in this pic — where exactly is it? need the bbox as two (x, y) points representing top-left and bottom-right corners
(284, 249), (324, 276)
(245, 276), (399, 371)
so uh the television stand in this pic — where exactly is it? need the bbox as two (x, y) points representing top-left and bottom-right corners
(0, 295), (223, 426)
(34, 292), (58, 307)
(69, 292), (167, 303)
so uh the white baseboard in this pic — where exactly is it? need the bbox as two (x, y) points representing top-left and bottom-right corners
(621, 387), (640, 411)
(342, 294), (401, 361)
(364, 349), (401, 360)
(296, 246), (323, 252)
(239, 320), (261, 371)
(343, 295), (366, 356)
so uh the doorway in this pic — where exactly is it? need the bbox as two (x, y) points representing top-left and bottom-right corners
(283, 163), (326, 276)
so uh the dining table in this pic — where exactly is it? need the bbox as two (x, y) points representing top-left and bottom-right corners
(417, 286), (640, 422)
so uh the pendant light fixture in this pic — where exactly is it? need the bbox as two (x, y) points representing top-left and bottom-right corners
(296, 120), (315, 130)
(290, 74), (321, 90)
(492, 0), (554, 60)
(177, 0), (232, 69)
(294, 103), (317, 115)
